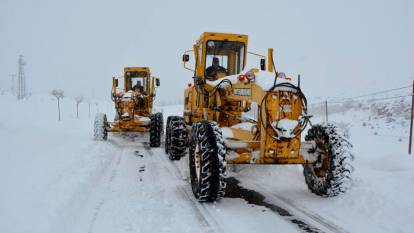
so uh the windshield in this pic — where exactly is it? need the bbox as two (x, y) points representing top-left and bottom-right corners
(205, 40), (245, 80)
(130, 77), (147, 93)
(125, 71), (148, 93)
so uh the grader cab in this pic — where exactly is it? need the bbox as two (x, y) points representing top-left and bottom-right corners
(94, 67), (163, 147)
(165, 32), (354, 202)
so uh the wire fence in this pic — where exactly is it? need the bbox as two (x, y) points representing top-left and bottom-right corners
(307, 83), (413, 143)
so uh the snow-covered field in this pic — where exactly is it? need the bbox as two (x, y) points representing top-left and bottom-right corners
(0, 93), (413, 233)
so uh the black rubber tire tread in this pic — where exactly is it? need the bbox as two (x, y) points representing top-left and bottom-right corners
(150, 112), (163, 147)
(165, 116), (172, 154)
(166, 116), (188, 160)
(94, 113), (108, 141)
(189, 121), (226, 202)
(303, 122), (354, 197)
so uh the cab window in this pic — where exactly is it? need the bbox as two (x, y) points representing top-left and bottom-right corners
(205, 40), (245, 80)
(130, 77), (147, 93)
(125, 71), (147, 93)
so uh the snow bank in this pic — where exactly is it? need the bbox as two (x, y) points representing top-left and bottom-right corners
(0, 94), (115, 233)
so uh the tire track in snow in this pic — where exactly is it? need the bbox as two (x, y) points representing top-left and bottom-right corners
(84, 136), (338, 233)
(144, 145), (221, 233)
(245, 182), (349, 233)
(225, 178), (325, 233)
(87, 200), (105, 233)
(152, 144), (344, 233)
(51, 140), (121, 233)
(155, 145), (313, 233)
(166, 162), (225, 233)
(86, 143), (125, 233)
(83, 135), (147, 233)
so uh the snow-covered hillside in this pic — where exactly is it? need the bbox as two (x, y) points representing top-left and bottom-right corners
(0, 93), (413, 233)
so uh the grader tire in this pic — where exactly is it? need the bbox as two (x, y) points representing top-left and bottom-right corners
(94, 113), (108, 141)
(189, 121), (226, 202)
(303, 122), (354, 197)
(150, 112), (163, 147)
(166, 116), (187, 160)
(165, 116), (172, 154)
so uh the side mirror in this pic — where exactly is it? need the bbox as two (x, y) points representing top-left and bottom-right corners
(260, 58), (266, 71)
(155, 78), (160, 87)
(182, 54), (190, 62)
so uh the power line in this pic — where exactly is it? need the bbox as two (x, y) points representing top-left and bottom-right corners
(356, 94), (411, 102)
(328, 94), (411, 104)
(332, 85), (412, 102)
(309, 84), (413, 105)
(373, 134), (408, 139)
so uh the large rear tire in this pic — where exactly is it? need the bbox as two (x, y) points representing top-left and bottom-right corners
(94, 113), (108, 141)
(165, 116), (172, 154)
(150, 112), (163, 147)
(189, 121), (226, 202)
(165, 116), (188, 160)
(303, 122), (354, 197)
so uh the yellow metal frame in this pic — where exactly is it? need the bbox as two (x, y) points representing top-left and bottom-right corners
(183, 32), (311, 165)
(109, 67), (158, 133)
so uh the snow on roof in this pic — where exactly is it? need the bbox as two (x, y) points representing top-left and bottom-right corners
(255, 70), (297, 91)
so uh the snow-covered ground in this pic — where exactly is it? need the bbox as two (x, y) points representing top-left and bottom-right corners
(0, 93), (413, 233)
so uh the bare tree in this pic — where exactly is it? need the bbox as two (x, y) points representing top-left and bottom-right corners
(51, 89), (64, 121)
(86, 99), (92, 118)
(9, 74), (16, 95)
(75, 96), (84, 119)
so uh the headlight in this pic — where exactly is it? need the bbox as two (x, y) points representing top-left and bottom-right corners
(245, 71), (255, 82)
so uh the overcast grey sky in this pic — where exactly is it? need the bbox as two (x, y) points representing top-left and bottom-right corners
(1, 0), (413, 103)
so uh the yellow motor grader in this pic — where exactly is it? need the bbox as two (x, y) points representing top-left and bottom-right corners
(94, 67), (163, 147)
(165, 32), (354, 202)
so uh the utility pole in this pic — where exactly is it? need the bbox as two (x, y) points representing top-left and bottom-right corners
(325, 100), (329, 122)
(16, 55), (27, 100)
(409, 80), (414, 154)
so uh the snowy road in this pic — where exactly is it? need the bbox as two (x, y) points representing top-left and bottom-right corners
(63, 133), (348, 233)
(1, 97), (414, 233)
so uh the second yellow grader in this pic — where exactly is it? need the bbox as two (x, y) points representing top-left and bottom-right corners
(94, 67), (163, 147)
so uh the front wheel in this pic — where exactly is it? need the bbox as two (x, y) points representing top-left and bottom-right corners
(94, 113), (108, 141)
(303, 122), (354, 197)
(189, 121), (226, 202)
(165, 116), (188, 160)
(150, 112), (163, 147)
